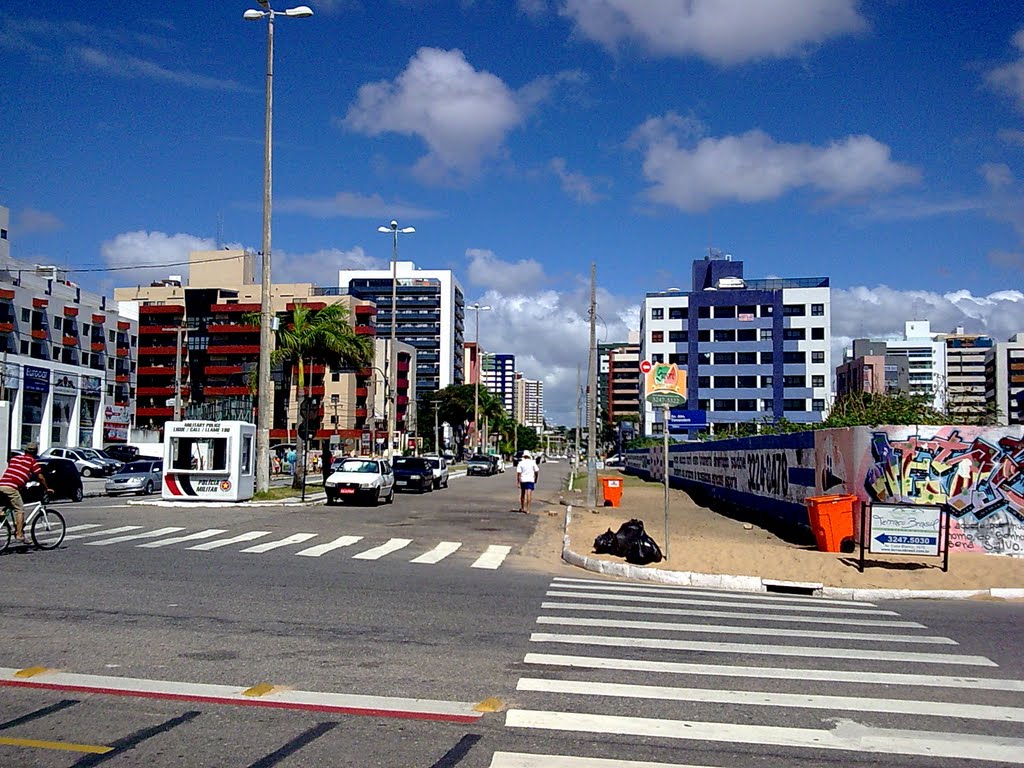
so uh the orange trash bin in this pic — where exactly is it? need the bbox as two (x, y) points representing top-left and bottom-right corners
(601, 477), (624, 507)
(805, 494), (858, 552)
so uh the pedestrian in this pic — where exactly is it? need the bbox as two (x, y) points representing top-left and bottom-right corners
(0, 442), (51, 545)
(286, 447), (297, 476)
(516, 450), (540, 514)
(272, 455), (281, 475)
(322, 446), (332, 485)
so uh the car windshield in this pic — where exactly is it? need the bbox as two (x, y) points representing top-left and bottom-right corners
(336, 460), (379, 474)
(393, 458), (425, 468)
(119, 462), (156, 475)
(425, 458), (441, 468)
(470, 455), (488, 461)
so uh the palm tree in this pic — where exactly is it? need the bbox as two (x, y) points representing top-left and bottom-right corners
(270, 303), (372, 488)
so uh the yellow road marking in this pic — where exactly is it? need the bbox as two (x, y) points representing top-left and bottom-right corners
(14, 666), (50, 678)
(474, 697), (504, 712)
(241, 682), (276, 697)
(0, 736), (112, 754)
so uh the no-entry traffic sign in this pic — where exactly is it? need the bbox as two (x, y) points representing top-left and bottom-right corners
(639, 360), (652, 374)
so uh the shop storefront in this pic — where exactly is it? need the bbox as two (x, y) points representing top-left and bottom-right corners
(51, 372), (78, 446)
(21, 365), (48, 446)
(79, 375), (102, 446)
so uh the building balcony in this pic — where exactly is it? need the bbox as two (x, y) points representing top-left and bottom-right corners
(297, 364), (325, 375)
(92, 313), (106, 324)
(0, 321), (13, 334)
(91, 341), (106, 352)
(396, 378), (409, 390)
(354, 304), (377, 316)
(0, 288), (15, 301)
(31, 329), (48, 340)
(139, 305), (183, 315)
(33, 297), (48, 308)
(117, 320), (132, 330)
(139, 325), (177, 335)
(62, 335), (79, 346)
(204, 386), (251, 396)
(354, 325), (376, 336)
(139, 365), (187, 376)
(355, 387), (368, 398)
(286, 301), (327, 312)
(397, 361), (410, 372)
(205, 364), (245, 375)
(136, 406), (174, 418)
(208, 323), (260, 333)
(139, 345), (180, 355)
(115, 374), (131, 383)
(210, 302), (262, 313)
(116, 348), (130, 358)
(396, 395), (409, 406)
(63, 306), (79, 317)
(137, 386), (175, 396)
(207, 344), (260, 355)
(356, 367), (372, 377)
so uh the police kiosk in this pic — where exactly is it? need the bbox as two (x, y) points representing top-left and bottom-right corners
(162, 420), (256, 502)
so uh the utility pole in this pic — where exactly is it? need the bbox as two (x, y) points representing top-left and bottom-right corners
(433, 401), (440, 455)
(586, 263), (598, 509)
(164, 324), (187, 421)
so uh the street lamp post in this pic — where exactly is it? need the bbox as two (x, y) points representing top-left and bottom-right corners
(244, 1), (313, 493)
(377, 220), (414, 462)
(467, 302), (491, 453)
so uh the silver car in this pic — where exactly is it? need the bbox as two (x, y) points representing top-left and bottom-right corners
(105, 459), (164, 496)
(422, 455), (450, 489)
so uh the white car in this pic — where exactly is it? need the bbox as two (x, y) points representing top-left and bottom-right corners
(324, 458), (395, 506)
(422, 455), (450, 489)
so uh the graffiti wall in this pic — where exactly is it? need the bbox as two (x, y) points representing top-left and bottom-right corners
(626, 425), (1024, 557)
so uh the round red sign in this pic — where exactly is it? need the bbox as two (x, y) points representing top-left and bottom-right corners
(639, 360), (652, 374)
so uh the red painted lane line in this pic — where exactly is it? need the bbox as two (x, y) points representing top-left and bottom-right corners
(0, 679), (482, 724)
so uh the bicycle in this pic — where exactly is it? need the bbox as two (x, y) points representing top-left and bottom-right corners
(1, 489), (67, 552)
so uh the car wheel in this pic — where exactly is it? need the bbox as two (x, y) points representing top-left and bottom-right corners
(82, 467), (94, 478)
(139, 480), (153, 496)
(325, 492), (336, 506)
(443, 478), (449, 488)
(371, 487), (382, 506)
(72, 486), (83, 502)
(386, 487), (395, 504)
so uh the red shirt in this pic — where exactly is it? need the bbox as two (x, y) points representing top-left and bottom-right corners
(0, 453), (42, 489)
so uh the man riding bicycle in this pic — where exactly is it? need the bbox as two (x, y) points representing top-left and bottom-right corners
(1, 442), (51, 545)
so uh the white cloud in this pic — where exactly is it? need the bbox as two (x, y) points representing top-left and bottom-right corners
(69, 46), (251, 92)
(100, 231), (217, 287)
(274, 192), (441, 220)
(16, 207), (63, 235)
(550, 157), (609, 203)
(981, 162), (1014, 189)
(518, 0), (549, 17)
(631, 119), (920, 211)
(343, 47), (579, 184)
(273, 246), (384, 284)
(466, 248), (546, 293)
(999, 128), (1024, 146)
(559, 0), (866, 65)
(986, 28), (1024, 111)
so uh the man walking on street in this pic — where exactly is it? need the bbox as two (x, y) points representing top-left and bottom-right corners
(0, 442), (51, 545)
(516, 450), (540, 514)
(321, 445), (333, 486)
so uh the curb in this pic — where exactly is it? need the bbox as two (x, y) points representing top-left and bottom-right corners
(561, 506), (1024, 602)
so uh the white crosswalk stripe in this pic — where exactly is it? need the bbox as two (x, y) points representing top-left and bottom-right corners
(497, 576), (1023, 766)
(54, 523), (512, 568)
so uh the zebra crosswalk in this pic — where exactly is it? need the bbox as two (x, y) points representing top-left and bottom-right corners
(494, 575), (1024, 767)
(60, 524), (513, 569)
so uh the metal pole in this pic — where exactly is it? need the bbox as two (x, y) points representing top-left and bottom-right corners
(473, 308), (480, 453)
(173, 326), (184, 421)
(434, 401), (440, 455)
(255, 11), (275, 494)
(663, 402), (671, 560)
(388, 226), (397, 462)
(585, 264), (598, 508)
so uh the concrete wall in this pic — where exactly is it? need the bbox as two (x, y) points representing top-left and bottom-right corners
(625, 424), (1024, 557)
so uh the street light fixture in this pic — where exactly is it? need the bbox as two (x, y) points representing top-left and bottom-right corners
(467, 302), (491, 453)
(376, 221), (414, 462)
(245, 1), (313, 493)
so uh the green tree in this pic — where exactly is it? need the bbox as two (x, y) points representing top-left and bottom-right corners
(256, 303), (372, 487)
(823, 390), (946, 428)
(421, 384), (504, 459)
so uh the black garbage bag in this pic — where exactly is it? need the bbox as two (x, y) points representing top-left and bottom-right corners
(593, 519), (664, 564)
(624, 532), (664, 565)
(593, 529), (621, 555)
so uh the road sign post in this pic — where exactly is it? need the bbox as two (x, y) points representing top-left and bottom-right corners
(644, 362), (687, 561)
(859, 502), (950, 573)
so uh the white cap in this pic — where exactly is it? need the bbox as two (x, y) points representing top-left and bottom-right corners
(523, 451), (532, 459)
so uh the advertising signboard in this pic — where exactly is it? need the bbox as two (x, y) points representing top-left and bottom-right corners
(24, 366), (50, 393)
(644, 363), (687, 407)
(868, 503), (942, 556)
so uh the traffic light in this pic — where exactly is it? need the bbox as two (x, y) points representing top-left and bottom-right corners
(298, 397), (319, 442)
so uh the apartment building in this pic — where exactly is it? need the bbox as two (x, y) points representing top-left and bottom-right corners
(514, 375), (544, 434)
(640, 254), (832, 436)
(836, 339), (910, 397)
(337, 262), (465, 402)
(1, 255), (136, 450)
(115, 249), (379, 448)
(882, 321), (946, 410)
(939, 328), (993, 421)
(985, 333), (1024, 426)
(481, 353), (515, 415)
(599, 334), (641, 423)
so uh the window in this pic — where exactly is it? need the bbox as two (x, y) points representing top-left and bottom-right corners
(762, 375), (774, 387)
(651, 353), (664, 363)
(738, 375), (758, 388)
(21, 308), (30, 323)
(698, 306), (711, 318)
(698, 330), (710, 342)
(812, 375), (825, 387)
(760, 329), (773, 341)
(714, 305), (736, 319)
(738, 305), (757, 317)
(697, 352), (711, 365)
(698, 376), (711, 388)
(714, 376), (736, 388)
(20, 340), (28, 354)
(737, 352), (757, 364)
(760, 305), (774, 317)
(651, 331), (664, 343)
(812, 399), (825, 411)
(783, 375), (805, 388)
(761, 351), (774, 364)
(783, 328), (805, 340)
(698, 399), (711, 411)
(668, 353), (688, 364)
(783, 351), (806, 364)
(713, 329), (735, 342)
(108, 330), (115, 342)
(783, 398), (807, 411)
(737, 328), (756, 342)
(669, 307), (687, 319)
(54, 316), (63, 330)
(668, 330), (688, 342)
(714, 399), (735, 411)
(715, 352), (735, 365)
(812, 351), (825, 364)
(651, 307), (664, 320)
(811, 303), (825, 316)
(811, 327), (825, 340)
(738, 399), (757, 411)
(783, 304), (806, 316)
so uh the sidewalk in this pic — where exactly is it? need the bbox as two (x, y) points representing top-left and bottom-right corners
(557, 471), (1024, 601)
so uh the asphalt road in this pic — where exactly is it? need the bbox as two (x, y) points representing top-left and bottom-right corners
(2, 466), (1023, 767)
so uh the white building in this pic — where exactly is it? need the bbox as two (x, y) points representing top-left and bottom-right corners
(986, 333), (1024, 426)
(515, 375), (544, 433)
(884, 320), (946, 410)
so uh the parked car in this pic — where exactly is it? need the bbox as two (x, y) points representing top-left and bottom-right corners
(466, 454), (498, 476)
(392, 457), (434, 493)
(29, 457), (84, 503)
(604, 454), (624, 467)
(79, 447), (124, 474)
(422, 455), (449, 489)
(104, 444), (140, 464)
(324, 458), (394, 506)
(105, 459), (163, 496)
(40, 447), (112, 477)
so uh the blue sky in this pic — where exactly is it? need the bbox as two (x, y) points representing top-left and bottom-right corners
(3, 1), (1024, 425)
